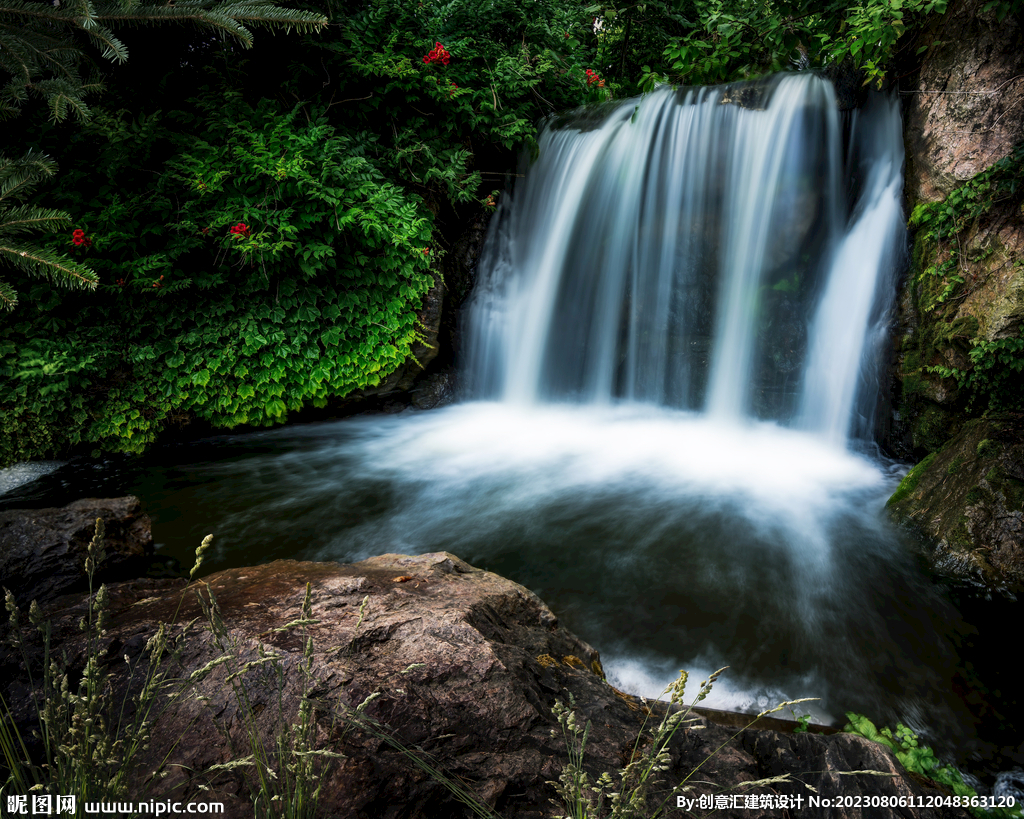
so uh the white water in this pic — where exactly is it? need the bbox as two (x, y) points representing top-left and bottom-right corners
(466, 74), (906, 437)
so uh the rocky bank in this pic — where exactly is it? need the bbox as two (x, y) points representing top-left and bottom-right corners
(887, 0), (1024, 587)
(0, 498), (974, 818)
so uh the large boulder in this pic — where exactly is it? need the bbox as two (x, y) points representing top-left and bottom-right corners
(4, 551), (969, 818)
(0, 496), (153, 607)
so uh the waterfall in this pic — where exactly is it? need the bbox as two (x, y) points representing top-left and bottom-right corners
(465, 73), (906, 446)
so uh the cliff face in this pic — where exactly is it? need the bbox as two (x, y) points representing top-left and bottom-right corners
(903, 1), (1024, 204)
(887, 0), (1024, 588)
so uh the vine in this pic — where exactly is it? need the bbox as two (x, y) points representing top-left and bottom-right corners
(907, 143), (1024, 411)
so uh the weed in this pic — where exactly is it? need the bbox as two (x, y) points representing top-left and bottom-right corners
(549, 668), (818, 819)
(0, 520), (201, 807)
(196, 580), (345, 819)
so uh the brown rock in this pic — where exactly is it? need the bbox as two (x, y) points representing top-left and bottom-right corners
(904, 0), (1024, 204)
(6, 553), (970, 818)
(0, 496), (153, 607)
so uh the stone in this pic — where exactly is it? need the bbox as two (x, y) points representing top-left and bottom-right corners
(3, 552), (971, 818)
(887, 414), (1024, 589)
(0, 496), (153, 607)
(888, 0), (1024, 467)
(903, 0), (1024, 204)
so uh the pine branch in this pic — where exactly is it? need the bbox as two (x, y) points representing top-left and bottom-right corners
(0, 151), (59, 203)
(90, 0), (327, 40)
(0, 242), (99, 288)
(0, 276), (17, 310)
(0, 205), (72, 237)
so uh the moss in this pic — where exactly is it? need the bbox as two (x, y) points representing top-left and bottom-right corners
(946, 456), (965, 475)
(976, 438), (999, 457)
(948, 515), (973, 549)
(964, 486), (989, 505)
(913, 405), (956, 452)
(985, 465), (1024, 511)
(887, 451), (939, 507)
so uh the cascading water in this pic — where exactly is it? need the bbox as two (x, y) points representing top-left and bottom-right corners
(8, 72), (1015, 776)
(466, 72), (905, 440)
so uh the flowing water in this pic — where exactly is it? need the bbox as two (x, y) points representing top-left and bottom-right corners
(2, 73), (1019, 782)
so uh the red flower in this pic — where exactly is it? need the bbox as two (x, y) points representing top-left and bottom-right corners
(229, 222), (251, 238)
(422, 42), (451, 65)
(72, 228), (92, 247)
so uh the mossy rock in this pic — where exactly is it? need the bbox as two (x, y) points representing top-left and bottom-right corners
(887, 413), (1024, 590)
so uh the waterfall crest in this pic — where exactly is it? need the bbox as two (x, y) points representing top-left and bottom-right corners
(466, 73), (906, 445)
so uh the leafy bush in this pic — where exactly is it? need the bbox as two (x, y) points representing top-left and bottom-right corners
(908, 143), (1024, 411)
(844, 713), (1023, 819)
(640, 0), (949, 90)
(0, 0), (602, 464)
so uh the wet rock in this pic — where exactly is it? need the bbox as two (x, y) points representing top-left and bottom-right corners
(411, 370), (457, 409)
(5, 553), (970, 818)
(0, 496), (153, 607)
(887, 414), (1024, 589)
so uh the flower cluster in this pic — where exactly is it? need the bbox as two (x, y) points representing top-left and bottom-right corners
(152, 275), (165, 289)
(448, 81), (459, 98)
(585, 69), (605, 87)
(229, 223), (251, 238)
(484, 194), (496, 208)
(423, 42), (451, 65)
(71, 228), (92, 248)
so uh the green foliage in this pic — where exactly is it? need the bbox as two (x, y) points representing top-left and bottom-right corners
(844, 713), (1023, 819)
(910, 143), (1024, 309)
(0, 0), (602, 464)
(0, 0), (327, 123)
(928, 333), (1024, 413)
(978, 0), (1024, 21)
(0, 95), (438, 461)
(0, 151), (98, 310)
(900, 144), (1024, 413)
(652, 0), (947, 89)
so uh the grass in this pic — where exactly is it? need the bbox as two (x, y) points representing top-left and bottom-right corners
(549, 668), (820, 819)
